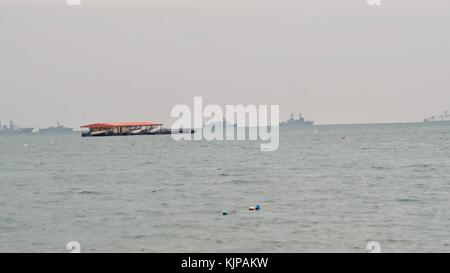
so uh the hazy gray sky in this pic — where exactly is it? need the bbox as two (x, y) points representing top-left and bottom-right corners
(1, 0), (449, 128)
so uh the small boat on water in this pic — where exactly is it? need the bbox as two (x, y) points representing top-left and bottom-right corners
(89, 130), (108, 136)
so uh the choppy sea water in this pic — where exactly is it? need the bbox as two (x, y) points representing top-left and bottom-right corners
(1, 123), (449, 253)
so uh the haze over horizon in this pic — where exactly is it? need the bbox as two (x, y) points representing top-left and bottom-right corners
(1, 0), (449, 129)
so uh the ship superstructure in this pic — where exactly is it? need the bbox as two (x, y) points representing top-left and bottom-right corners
(0, 121), (33, 133)
(280, 114), (314, 127)
(424, 111), (450, 123)
(39, 122), (73, 133)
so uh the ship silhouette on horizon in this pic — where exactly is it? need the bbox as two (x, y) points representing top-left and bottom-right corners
(424, 111), (450, 123)
(280, 113), (314, 127)
(0, 121), (33, 134)
(39, 122), (73, 133)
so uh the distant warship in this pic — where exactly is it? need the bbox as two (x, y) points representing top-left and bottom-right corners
(39, 122), (73, 133)
(0, 121), (33, 133)
(424, 111), (450, 123)
(280, 114), (314, 127)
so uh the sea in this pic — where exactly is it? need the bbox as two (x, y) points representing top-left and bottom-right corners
(1, 122), (449, 253)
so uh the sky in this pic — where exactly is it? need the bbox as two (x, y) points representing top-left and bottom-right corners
(1, 0), (449, 128)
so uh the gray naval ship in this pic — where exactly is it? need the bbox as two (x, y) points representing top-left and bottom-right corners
(280, 113), (314, 127)
(39, 122), (73, 133)
(424, 111), (450, 123)
(0, 121), (33, 134)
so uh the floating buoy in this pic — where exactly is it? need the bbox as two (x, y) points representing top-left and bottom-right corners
(222, 210), (229, 216)
(255, 204), (261, 210)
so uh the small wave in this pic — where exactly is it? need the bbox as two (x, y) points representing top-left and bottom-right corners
(396, 198), (420, 203)
(407, 164), (432, 168)
(371, 166), (391, 170)
(413, 168), (437, 173)
(77, 190), (101, 195)
(140, 161), (154, 166)
(238, 145), (254, 151)
(228, 179), (258, 184)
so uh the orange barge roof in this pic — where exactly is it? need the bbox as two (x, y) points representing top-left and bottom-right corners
(80, 122), (162, 129)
